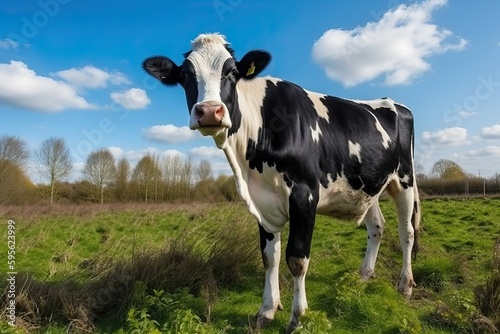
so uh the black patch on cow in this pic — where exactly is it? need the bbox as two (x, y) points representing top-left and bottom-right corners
(178, 60), (198, 112)
(219, 58), (241, 136)
(394, 104), (415, 188)
(286, 183), (317, 261)
(245, 80), (408, 197)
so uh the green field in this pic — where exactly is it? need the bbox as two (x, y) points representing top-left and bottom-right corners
(1, 198), (499, 333)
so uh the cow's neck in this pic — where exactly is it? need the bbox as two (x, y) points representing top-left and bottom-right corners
(218, 77), (273, 220)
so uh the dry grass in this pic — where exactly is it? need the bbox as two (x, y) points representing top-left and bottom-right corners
(0, 210), (259, 332)
(475, 237), (500, 332)
(0, 202), (213, 221)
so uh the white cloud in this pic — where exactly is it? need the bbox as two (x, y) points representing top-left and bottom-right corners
(143, 124), (200, 143)
(0, 38), (20, 49)
(54, 65), (130, 89)
(110, 88), (150, 110)
(312, 0), (467, 87)
(458, 111), (478, 119)
(188, 146), (226, 159)
(464, 145), (500, 157)
(0, 61), (96, 112)
(421, 127), (467, 146)
(480, 124), (500, 139)
(106, 146), (185, 165)
(95, 145), (231, 177)
(108, 146), (125, 159)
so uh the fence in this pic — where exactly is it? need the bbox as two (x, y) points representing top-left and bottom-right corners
(418, 176), (500, 197)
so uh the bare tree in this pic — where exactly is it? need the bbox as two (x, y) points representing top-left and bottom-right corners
(0, 135), (29, 179)
(414, 162), (427, 182)
(196, 159), (213, 182)
(83, 149), (117, 205)
(431, 159), (465, 179)
(132, 154), (161, 203)
(114, 157), (130, 201)
(162, 154), (184, 201)
(34, 137), (72, 204)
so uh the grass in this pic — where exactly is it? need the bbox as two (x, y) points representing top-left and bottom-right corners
(0, 198), (499, 333)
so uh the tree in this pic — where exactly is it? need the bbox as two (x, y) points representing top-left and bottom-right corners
(0, 135), (30, 181)
(162, 154), (184, 201)
(431, 159), (465, 179)
(132, 154), (161, 203)
(414, 162), (427, 181)
(196, 159), (213, 182)
(114, 157), (130, 201)
(34, 137), (72, 204)
(83, 149), (117, 205)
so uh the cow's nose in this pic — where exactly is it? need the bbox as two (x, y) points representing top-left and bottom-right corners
(195, 103), (225, 126)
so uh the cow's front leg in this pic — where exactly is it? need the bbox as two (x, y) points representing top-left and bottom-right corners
(285, 184), (317, 334)
(256, 224), (283, 328)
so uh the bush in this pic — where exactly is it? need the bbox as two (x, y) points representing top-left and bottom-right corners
(475, 238), (500, 331)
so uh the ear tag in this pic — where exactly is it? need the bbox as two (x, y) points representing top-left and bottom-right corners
(246, 61), (255, 76)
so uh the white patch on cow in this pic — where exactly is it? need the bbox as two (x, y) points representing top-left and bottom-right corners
(235, 77), (280, 145)
(352, 97), (398, 113)
(400, 174), (410, 184)
(223, 137), (291, 234)
(348, 140), (362, 162)
(290, 257), (309, 326)
(258, 231), (282, 321)
(374, 119), (392, 149)
(306, 91), (329, 122)
(308, 193), (314, 203)
(348, 98), (396, 149)
(316, 173), (376, 222)
(186, 33), (234, 131)
(310, 121), (322, 143)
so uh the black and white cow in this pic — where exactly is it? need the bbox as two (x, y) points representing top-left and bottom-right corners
(143, 33), (421, 333)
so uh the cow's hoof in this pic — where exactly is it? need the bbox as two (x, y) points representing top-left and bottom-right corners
(398, 279), (416, 298)
(286, 320), (301, 334)
(360, 267), (376, 281)
(277, 301), (284, 311)
(255, 314), (272, 329)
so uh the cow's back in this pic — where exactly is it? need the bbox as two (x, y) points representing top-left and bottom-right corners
(238, 78), (411, 220)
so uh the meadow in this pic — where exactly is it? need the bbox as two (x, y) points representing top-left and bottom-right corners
(0, 198), (499, 333)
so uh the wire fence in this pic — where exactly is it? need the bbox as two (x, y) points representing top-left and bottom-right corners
(418, 175), (500, 197)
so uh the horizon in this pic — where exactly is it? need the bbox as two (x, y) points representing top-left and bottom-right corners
(1, 0), (499, 182)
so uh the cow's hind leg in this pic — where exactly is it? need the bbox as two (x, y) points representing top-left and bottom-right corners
(285, 184), (317, 334)
(256, 224), (283, 328)
(360, 201), (385, 280)
(389, 183), (416, 297)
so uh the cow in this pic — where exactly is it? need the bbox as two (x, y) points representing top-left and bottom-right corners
(142, 33), (421, 333)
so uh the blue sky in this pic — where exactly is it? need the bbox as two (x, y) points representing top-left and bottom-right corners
(1, 0), (499, 182)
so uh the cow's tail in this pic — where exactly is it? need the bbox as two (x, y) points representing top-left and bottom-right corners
(411, 180), (421, 261)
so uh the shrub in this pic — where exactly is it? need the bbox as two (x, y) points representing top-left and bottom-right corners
(475, 238), (500, 331)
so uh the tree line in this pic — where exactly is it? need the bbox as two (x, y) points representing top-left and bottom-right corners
(1, 135), (498, 205)
(0, 135), (237, 205)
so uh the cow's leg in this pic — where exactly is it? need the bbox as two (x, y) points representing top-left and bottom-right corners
(285, 185), (317, 334)
(360, 201), (385, 280)
(391, 186), (416, 297)
(256, 224), (283, 328)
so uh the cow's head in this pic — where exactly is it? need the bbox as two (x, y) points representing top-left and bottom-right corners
(143, 33), (271, 145)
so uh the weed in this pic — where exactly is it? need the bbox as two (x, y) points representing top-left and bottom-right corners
(474, 238), (500, 331)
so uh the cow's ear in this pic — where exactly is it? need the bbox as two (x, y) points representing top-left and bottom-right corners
(236, 50), (271, 80)
(142, 56), (181, 86)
